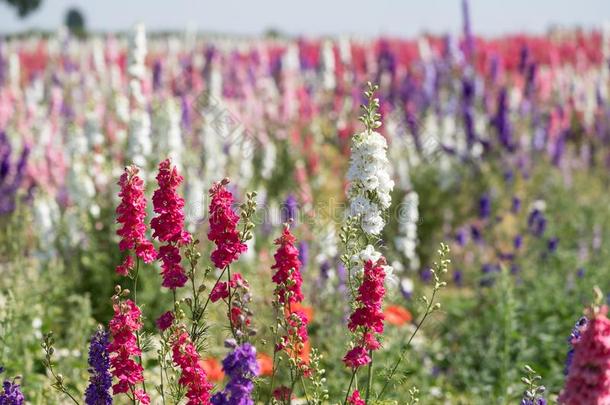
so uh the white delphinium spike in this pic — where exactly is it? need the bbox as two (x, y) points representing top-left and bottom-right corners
(395, 191), (420, 272)
(321, 40), (336, 90)
(33, 194), (61, 256)
(126, 23), (152, 168)
(8, 51), (20, 92)
(184, 168), (205, 231)
(346, 85), (394, 236)
(153, 99), (183, 169)
(261, 140), (276, 180)
(128, 23), (147, 80)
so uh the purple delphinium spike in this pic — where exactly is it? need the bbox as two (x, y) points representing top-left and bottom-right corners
(298, 241), (309, 271)
(547, 237), (559, 253)
(455, 227), (468, 246)
(453, 269), (463, 287)
(84, 329), (112, 405)
(564, 317), (587, 376)
(462, 77), (476, 150)
(512, 197), (521, 214)
(282, 194), (298, 224)
(152, 59), (162, 91)
(520, 398), (546, 405)
(479, 193), (491, 219)
(493, 88), (515, 152)
(514, 235), (523, 250)
(0, 133), (30, 215)
(527, 209), (546, 237)
(181, 94), (191, 132)
(462, 0), (474, 63)
(211, 343), (259, 405)
(0, 368), (24, 405)
(420, 267), (433, 283)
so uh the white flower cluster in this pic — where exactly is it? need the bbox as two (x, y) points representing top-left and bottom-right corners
(127, 23), (151, 168)
(347, 131), (394, 235)
(395, 191), (420, 271)
(128, 23), (147, 80)
(153, 99), (183, 169)
(350, 244), (395, 284)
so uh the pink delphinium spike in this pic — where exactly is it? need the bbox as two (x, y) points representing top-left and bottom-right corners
(115, 165), (156, 276)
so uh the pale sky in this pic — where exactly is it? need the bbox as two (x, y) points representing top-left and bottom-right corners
(0, 0), (609, 37)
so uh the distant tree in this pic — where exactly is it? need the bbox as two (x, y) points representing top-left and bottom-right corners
(2, 0), (42, 17)
(264, 27), (284, 39)
(65, 7), (86, 37)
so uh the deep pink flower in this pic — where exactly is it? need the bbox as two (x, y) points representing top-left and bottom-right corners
(155, 311), (174, 331)
(134, 389), (150, 405)
(108, 300), (147, 397)
(115, 255), (134, 277)
(115, 165), (157, 274)
(272, 386), (292, 401)
(207, 179), (247, 269)
(209, 281), (229, 302)
(343, 346), (371, 369)
(271, 225), (310, 373)
(151, 159), (191, 245)
(344, 257), (387, 370)
(559, 305), (610, 405)
(172, 331), (213, 405)
(158, 245), (188, 289)
(151, 159), (191, 289)
(347, 390), (366, 405)
(271, 225), (304, 304)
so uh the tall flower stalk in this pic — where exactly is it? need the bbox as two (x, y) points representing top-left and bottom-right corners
(170, 330), (213, 405)
(115, 165), (156, 276)
(151, 158), (191, 289)
(341, 83), (393, 403)
(108, 287), (149, 405)
(211, 342), (259, 405)
(559, 295), (610, 404)
(84, 328), (112, 405)
(269, 224), (312, 403)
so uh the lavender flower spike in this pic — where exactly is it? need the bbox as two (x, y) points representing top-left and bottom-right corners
(211, 343), (259, 405)
(84, 328), (112, 405)
(0, 368), (24, 405)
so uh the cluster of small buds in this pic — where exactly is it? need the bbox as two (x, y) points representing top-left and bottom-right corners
(359, 82), (382, 131)
(239, 191), (258, 243)
(307, 349), (329, 404)
(229, 274), (257, 341)
(42, 333), (90, 405)
(520, 365), (547, 405)
(407, 387), (420, 405)
(421, 243), (450, 312)
(272, 283), (311, 378)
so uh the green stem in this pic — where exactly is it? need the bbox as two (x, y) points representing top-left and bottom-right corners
(377, 288), (438, 400)
(132, 257), (147, 395)
(365, 350), (373, 403)
(226, 266), (238, 340)
(300, 375), (311, 405)
(267, 316), (278, 404)
(199, 266), (228, 317)
(343, 370), (357, 405)
(159, 350), (166, 405)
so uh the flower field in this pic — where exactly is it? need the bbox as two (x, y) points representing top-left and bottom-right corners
(1, 3), (610, 404)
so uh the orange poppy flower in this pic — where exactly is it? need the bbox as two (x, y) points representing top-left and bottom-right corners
(201, 358), (224, 382)
(257, 353), (274, 376)
(286, 302), (315, 322)
(384, 305), (413, 326)
(299, 339), (311, 363)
